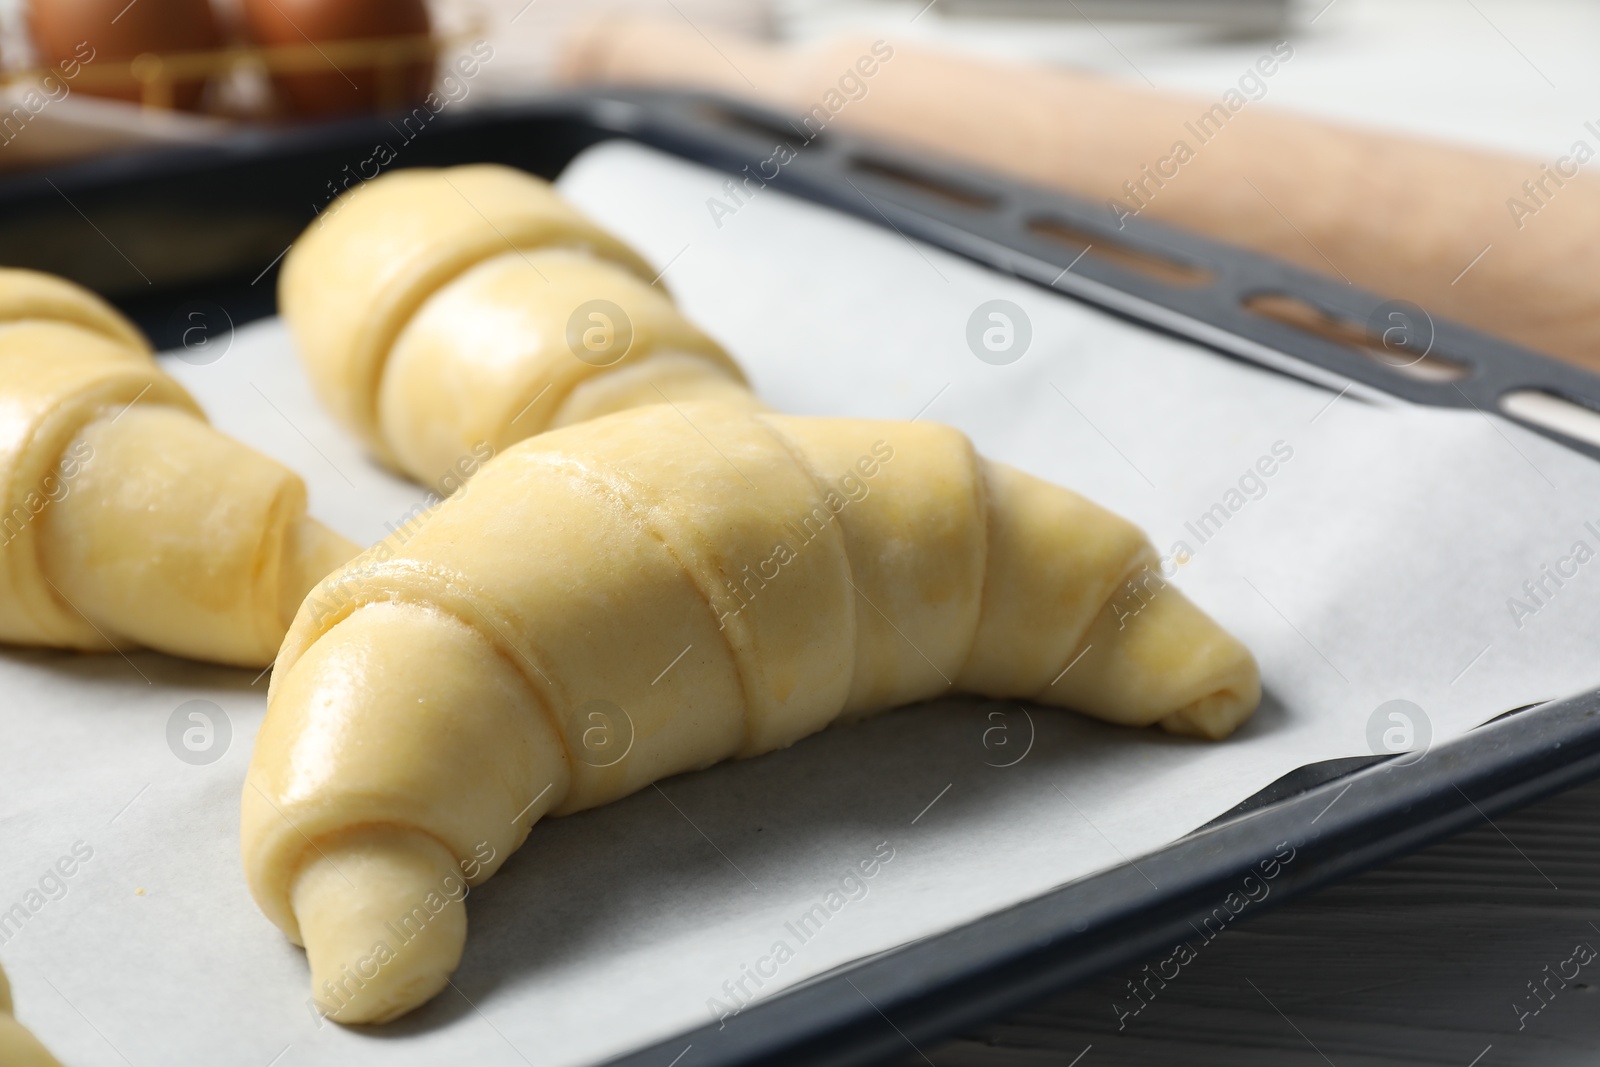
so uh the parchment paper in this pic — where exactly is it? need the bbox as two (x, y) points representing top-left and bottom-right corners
(4, 140), (1600, 1066)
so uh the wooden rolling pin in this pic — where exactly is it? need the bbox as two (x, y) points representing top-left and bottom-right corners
(558, 18), (1600, 371)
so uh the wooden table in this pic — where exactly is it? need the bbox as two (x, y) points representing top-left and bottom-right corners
(902, 775), (1600, 1066)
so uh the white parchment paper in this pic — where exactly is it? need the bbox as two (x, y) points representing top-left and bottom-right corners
(4, 141), (1600, 1066)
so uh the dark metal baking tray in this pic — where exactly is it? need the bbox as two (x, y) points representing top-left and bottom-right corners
(6, 89), (1599, 1067)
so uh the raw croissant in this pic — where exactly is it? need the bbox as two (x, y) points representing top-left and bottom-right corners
(243, 401), (1260, 1023)
(0, 268), (358, 667)
(280, 163), (755, 489)
(0, 962), (63, 1067)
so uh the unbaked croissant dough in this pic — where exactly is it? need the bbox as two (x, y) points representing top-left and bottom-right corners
(0, 961), (64, 1067)
(0, 268), (358, 667)
(243, 401), (1260, 1024)
(280, 163), (755, 488)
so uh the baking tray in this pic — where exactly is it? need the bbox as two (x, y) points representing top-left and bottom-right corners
(6, 90), (1600, 1066)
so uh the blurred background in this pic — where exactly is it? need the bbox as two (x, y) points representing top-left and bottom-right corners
(6, 0), (1597, 380)
(0, 0), (1592, 167)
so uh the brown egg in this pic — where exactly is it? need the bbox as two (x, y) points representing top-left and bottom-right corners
(240, 0), (433, 119)
(28, 0), (223, 111)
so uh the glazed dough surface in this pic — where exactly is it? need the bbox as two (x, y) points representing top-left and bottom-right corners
(280, 164), (754, 487)
(0, 271), (357, 666)
(0, 961), (65, 1067)
(243, 401), (1260, 1024)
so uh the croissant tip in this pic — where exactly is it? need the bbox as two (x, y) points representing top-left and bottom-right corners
(279, 516), (361, 630)
(0, 1014), (65, 1067)
(1158, 664), (1263, 741)
(292, 827), (468, 1025)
